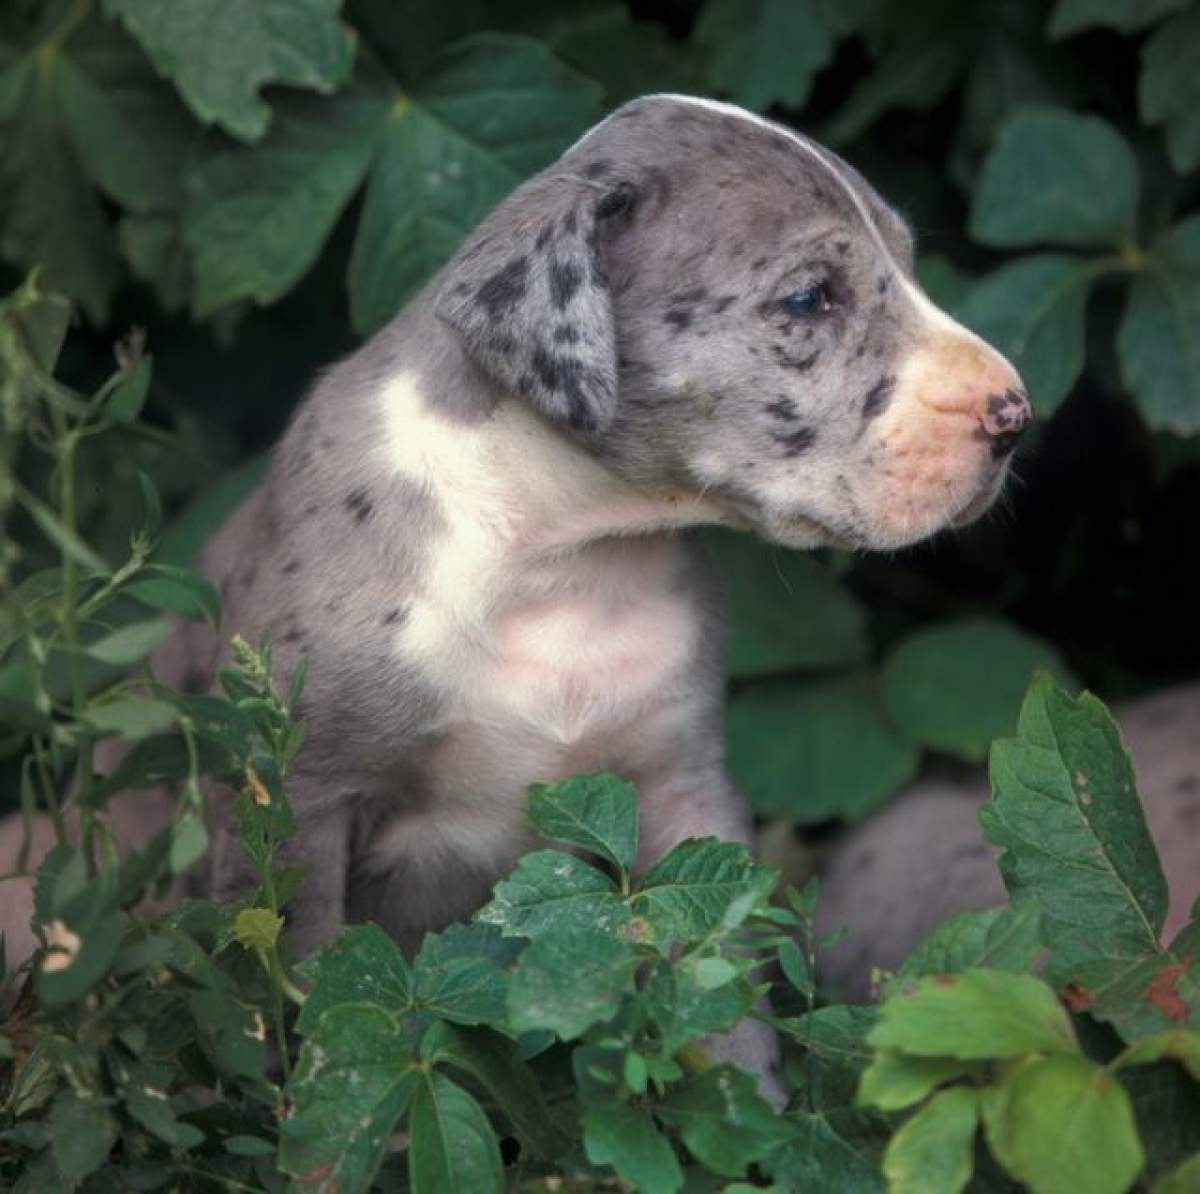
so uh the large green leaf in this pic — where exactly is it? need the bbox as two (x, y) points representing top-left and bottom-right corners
(957, 254), (1095, 417)
(727, 675), (919, 822)
(695, 0), (834, 111)
(1048, 0), (1186, 37)
(103, 0), (355, 142)
(348, 34), (603, 332)
(184, 85), (387, 316)
(1118, 216), (1200, 435)
(896, 905), (1042, 985)
(407, 1069), (503, 1194)
(48, 1091), (119, 1184)
(768, 1107), (888, 1193)
(982, 1053), (1143, 1194)
(971, 106), (1139, 249)
(882, 1086), (979, 1194)
(983, 677), (1199, 1037)
(526, 773), (639, 876)
(280, 1002), (419, 1194)
(881, 618), (1069, 763)
(700, 529), (869, 678)
(584, 1101), (683, 1194)
(643, 958), (756, 1056)
(1139, 9), (1200, 175)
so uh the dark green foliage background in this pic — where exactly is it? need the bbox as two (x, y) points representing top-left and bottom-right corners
(2, 0), (1198, 820)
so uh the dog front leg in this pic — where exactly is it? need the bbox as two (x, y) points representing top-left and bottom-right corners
(636, 769), (787, 1109)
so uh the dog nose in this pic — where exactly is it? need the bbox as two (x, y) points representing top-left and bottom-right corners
(980, 388), (1031, 458)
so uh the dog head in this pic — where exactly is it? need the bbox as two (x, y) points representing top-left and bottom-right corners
(434, 94), (1029, 551)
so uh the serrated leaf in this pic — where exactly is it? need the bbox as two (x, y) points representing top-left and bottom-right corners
(644, 959), (756, 1057)
(281, 1003), (419, 1194)
(634, 838), (777, 945)
(49, 1091), (118, 1183)
(296, 922), (413, 1035)
(700, 529), (869, 679)
(408, 1069), (503, 1194)
(957, 255), (1094, 417)
(411, 921), (521, 1030)
(234, 906), (282, 953)
(184, 84), (386, 316)
(1048, 0), (1186, 37)
(1118, 216), (1200, 435)
(768, 1107), (888, 1193)
(868, 969), (1077, 1059)
(727, 674), (919, 823)
(477, 849), (630, 940)
(584, 1101), (683, 1194)
(527, 773), (638, 875)
(971, 106), (1139, 248)
(982, 1054), (1143, 1194)
(881, 618), (1070, 762)
(781, 1005), (878, 1112)
(420, 1020), (568, 1159)
(897, 905), (1042, 984)
(103, 0), (355, 142)
(84, 618), (172, 664)
(348, 35), (603, 333)
(1139, 9), (1200, 175)
(658, 1066), (796, 1177)
(695, 0), (834, 111)
(508, 927), (634, 1039)
(858, 1050), (977, 1112)
(883, 1086), (978, 1194)
(983, 677), (1198, 1036)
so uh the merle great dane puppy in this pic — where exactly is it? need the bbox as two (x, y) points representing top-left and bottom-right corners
(155, 94), (1030, 1095)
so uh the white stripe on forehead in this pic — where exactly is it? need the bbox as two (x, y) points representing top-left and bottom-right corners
(566, 93), (978, 343)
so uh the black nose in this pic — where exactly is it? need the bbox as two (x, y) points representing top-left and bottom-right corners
(982, 389), (1031, 459)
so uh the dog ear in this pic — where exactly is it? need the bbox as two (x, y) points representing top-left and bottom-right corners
(434, 175), (635, 433)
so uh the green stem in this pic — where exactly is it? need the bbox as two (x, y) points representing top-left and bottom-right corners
(32, 733), (68, 846)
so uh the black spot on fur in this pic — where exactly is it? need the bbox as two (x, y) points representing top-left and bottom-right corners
(835, 240), (850, 256)
(583, 159), (612, 178)
(862, 377), (895, 421)
(712, 295), (736, 314)
(282, 627), (305, 645)
(181, 668), (207, 694)
(765, 397), (798, 420)
(281, 558), (301, 575)
(664, 307), (693, 332)
(554, 323), (579, 344)
(596, 182), (636, 221)
(561, 209), (579, 236)
(382, 608), (404, 626)
(549, 259), (583, 310)
(674, 286), (709, 304)
(876, 275), (890, 294)
(771, 345), (819, 372)
(345, 488), (373, 523)
(773, 426), (817, 456)
(535, 224), (553, 252)
(751, 256), (768, 271)
(476, 257), (528, 318)
(530, 347), (597, 428)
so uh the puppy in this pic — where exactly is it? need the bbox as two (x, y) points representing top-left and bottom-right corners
(9, 96), (1031, 1093)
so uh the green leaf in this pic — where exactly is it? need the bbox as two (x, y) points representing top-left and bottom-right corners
(48, 1091), (118, 1183)
(104, 353), (151, 423)
(347, 35), (603, 333)
(421, 1020), (568, 1159)
(296, 923), (413, 1035)
(408, 1069), (503, 1194)
(1154, 1154), (1200, 1194)
(868, 969), (1078, 1059)
(411, 922), (521, 1030)
(982, 1054), (1143, 1194)
(634, 838), (777, 945)
(1118, 217), (1200, 435)
(169, 811), (208, 873)
(983, 677), (1198, 1036)
(643, 958), (756, 1056)
(695, 0), (834, 111)
(526, 772), (639, 876)
(727, 674), (919, 823)
(768, 1107), (888, 1193)
(700, 529), (869, 679)
(658, 1066), (796, 1177)
(584, 1101), (683, 1194)
(508, 927), (634, 1039)
(281, 1002), (419, 1194)
(881, 618), (1069, 762)
(858, 1050), (976, 1112)
(971, 106), (1139, 248)
(896, 905), (1042, 984)
(184, 85), (386, 316)
(103, 0), (355, 142)
(1048, 0), (1186, 37)
(957, 255), (1095, 418)
(780, 1005), (878, 1112)
(234, 906), (283, 953)
(1111, 1030), (1200, 1080)
(477, 849), (630, 940)
(17, 488), (110, 575)
(84, 696), (177, 739)
(1139, 9), (1200, 174)
(84, 618), (172, 664)
(125, 564), (221, 625)
(883, 1086), (978, 1194)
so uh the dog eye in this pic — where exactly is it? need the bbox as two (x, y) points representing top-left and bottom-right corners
(781, 281), (832, 318)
